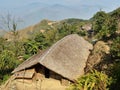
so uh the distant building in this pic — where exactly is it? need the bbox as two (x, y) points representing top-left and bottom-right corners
(81, 24), (94, 38)
(81, 24), (92, 31)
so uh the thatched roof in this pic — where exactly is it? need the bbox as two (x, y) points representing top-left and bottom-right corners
(12, 34), (93, 81)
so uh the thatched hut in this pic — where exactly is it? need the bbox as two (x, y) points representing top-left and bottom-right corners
(12, 34), (93, 87)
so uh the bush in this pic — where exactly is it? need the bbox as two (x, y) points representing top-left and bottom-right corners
(110, 62), (120, 90)
(2, 74), (10, 84)
(110, 36), (120, 59)
(0, 50), (19, 70)
(67, 70), (112, 90)
(0, 50), (20, 84)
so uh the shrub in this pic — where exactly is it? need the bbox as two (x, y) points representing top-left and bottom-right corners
(67, 70), (112, 90)
(110, 36), (120, 59)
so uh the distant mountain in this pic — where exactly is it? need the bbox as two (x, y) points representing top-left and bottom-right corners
(20, 3), (100, 28)
(22, 4), (82, 27)
(0, 2), (100, 29)
(1, 0), (116, 30)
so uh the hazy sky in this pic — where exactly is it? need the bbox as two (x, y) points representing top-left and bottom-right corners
(0, 0), (120, 27)
(0, 0), (120, 11)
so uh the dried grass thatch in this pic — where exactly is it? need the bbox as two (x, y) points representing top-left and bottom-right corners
(12, 34), (93, 81)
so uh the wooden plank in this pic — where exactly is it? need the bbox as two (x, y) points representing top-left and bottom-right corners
(14, 69), (35, 79)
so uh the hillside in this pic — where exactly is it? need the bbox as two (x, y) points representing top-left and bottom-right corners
(0, 30), (7, 37)
(3, 18), (88, 41)
(1, 7), (120, 90)
(3, 19), (56, 40)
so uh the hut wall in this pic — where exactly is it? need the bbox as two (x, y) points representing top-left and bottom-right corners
(14, 69), (35, 79)
(35, 64), (63, 80)
(61, 78), (71, 86)
(35, 65), (70, 86)
(14, 64), (71, 86)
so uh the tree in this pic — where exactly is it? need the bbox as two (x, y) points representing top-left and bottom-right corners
(110, 36), (120, 59)
(23, 40), (39, 56)
(110, 7), (120, 34)
(111, 7), (120, 22)
(34, 32), (50, 49)
(92, 11), (117, 39)
(45, 29), (58, 43)
(0, 49), (20, 83)
(0, 13), (24, 83)
(57, 22), (78, 39)
(0, 13), (24, 57)
(92, 11), (109, 39)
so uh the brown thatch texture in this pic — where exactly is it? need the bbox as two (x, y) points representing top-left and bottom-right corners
(12, 34), (93, 81)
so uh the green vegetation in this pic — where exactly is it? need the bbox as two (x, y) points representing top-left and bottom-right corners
(67, 8), (120, 90)
(67, 70), (112, 90)
(0, 8), (120, 90)
(110, 36), (120, 59)
(92, 11), (117, 39)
